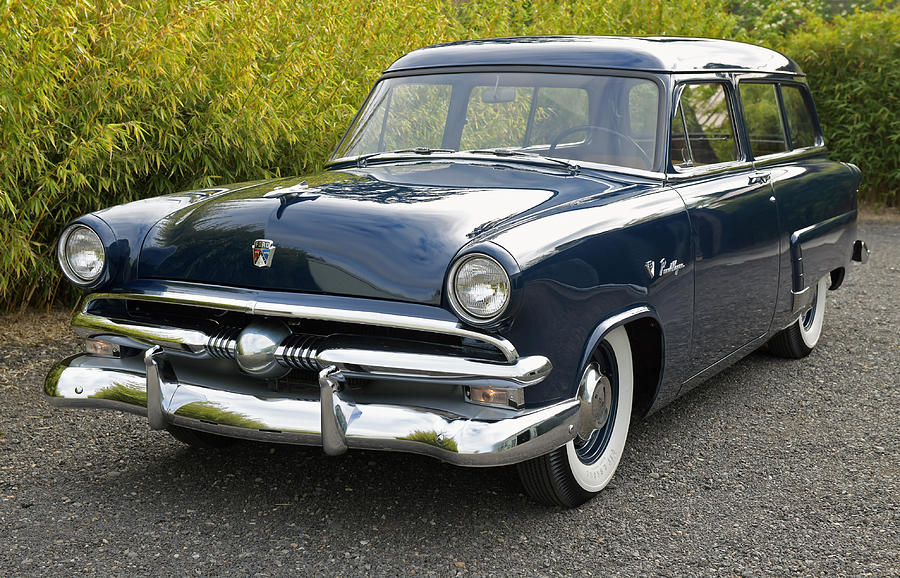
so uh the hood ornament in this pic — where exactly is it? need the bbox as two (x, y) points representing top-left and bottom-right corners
(644, 260), (655, 278)
(252, 239), (276, 268)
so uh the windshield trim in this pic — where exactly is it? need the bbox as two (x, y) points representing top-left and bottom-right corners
(325, 152), (667, 181)
(329, 66), (668, 173)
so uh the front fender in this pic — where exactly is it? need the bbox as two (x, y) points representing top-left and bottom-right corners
(490, 186), (692, 408)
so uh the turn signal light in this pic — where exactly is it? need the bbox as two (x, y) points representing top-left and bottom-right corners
(465, 386), (524, 409)
(83, 339), (120, 358)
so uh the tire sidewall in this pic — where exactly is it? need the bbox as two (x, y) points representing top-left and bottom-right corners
(565, 326), (633, 492)
(800, 276), (828, 348)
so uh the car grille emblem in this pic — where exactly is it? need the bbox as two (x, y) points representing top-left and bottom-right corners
(252, 239), (276, 268)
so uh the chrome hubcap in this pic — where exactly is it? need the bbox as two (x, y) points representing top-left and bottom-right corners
(577, 363), (613, 438)
(802, 286), (820, 331)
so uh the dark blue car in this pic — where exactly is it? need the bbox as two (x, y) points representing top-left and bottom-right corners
(47, 36), (867, 507)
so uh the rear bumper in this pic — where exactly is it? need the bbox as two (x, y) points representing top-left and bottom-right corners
(45, 349), (579, 467)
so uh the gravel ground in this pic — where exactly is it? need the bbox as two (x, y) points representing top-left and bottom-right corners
(1, 218), (897, 577)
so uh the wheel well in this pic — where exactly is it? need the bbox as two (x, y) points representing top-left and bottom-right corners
(829, 267), (845, 290)
(624, 317), (663, 418)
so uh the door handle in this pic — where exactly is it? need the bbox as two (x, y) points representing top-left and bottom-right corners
(749, 172), (771, 185)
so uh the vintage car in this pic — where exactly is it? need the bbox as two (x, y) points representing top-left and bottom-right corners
(46, 36), (867, 507)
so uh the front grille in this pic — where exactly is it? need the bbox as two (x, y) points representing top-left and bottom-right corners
(84, 296), (510, 367)
(277, 334), (325, 371)
(208, 327), (240, 360)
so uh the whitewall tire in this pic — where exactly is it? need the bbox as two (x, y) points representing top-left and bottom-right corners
(769, 275), (828, 358)
(517, 326), (633, 507)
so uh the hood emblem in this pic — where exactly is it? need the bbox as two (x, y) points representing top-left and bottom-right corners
(252, 239), (276, 268)
(644, 260), (655, 278)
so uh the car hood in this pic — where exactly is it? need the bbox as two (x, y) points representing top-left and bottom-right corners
(138, 171), (556, 304)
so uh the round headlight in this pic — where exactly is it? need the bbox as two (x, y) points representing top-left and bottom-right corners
(449, 254), (511, 323)
(58, 225), (105, 283)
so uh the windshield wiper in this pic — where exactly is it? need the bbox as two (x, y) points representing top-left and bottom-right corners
(355, 147), (456, 167)
(463, 148), (580, 174)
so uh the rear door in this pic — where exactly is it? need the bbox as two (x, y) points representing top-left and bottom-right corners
(738, 78), (858, 326)
(669, 80), (781, 376)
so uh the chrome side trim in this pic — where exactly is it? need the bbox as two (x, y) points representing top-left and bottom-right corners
(84, 287), (520, 361)
(791, 286), (812, 313)
(577, 305), (654, 372)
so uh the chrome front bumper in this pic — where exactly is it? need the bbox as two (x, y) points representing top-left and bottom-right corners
(46, 283), (573, 465)
(45, 349), (579, 466)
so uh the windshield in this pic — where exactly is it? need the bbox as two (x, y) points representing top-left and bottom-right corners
(332, 72), (661, 172)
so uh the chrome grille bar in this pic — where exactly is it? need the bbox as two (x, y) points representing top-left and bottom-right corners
(86, 284), (520, 361)
(276, 334), (324, 371)
(207, 327), (240, 359)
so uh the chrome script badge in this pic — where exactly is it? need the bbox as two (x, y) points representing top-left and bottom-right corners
(252, 239), (276, 268)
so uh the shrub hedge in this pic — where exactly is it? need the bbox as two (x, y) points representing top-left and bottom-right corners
(0, 0), (896, 308)
(778, 6), (899, 205)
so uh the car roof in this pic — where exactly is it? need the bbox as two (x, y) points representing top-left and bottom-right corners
(386, 36), (803, 76)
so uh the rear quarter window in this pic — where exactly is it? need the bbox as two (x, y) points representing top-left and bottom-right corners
(740, 82), (788, 157)
(781, 85), (818, 149)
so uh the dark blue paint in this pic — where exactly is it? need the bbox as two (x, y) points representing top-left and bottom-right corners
(388, 37), (802, 76)
(492, 186), (693, 406)
(138, 170), (575, 304)
(671, 169), (781, 375)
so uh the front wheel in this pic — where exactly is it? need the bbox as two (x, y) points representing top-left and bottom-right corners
(517, 326), (633, 507)
(768, 275), (828, 359)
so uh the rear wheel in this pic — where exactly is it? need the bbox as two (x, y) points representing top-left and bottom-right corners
(768, 275), (828, 359)
(517, 326), (633, 507)
(167, 425), (236, 449)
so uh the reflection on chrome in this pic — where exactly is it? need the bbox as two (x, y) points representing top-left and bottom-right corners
(81, 283), (521, 361)
(46, 350), (578, 467)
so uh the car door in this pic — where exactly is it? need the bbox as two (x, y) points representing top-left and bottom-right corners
(669, 81), (781, 378)
(738, 79), (859, 326)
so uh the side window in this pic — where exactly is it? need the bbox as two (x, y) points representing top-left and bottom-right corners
(781, 85), (818, 149)
(740, 83), (788, 157)
(670, 83), (738, 169)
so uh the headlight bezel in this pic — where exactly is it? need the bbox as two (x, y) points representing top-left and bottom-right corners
(57, 224), (107, 285)
(446, 252), (512, 325)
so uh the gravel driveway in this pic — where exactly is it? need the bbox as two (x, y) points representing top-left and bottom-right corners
(2, 218), (897, 576)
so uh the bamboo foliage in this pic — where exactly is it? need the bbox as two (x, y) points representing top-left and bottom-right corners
(0, 0), (453, 308)
(0, 0), (895, 309)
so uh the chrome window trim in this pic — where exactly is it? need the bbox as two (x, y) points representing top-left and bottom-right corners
(665, 160), (755, 182)
(667, 79), (744, 175)
(751, 145), (827, 167)
(331, 155), (668, 181)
